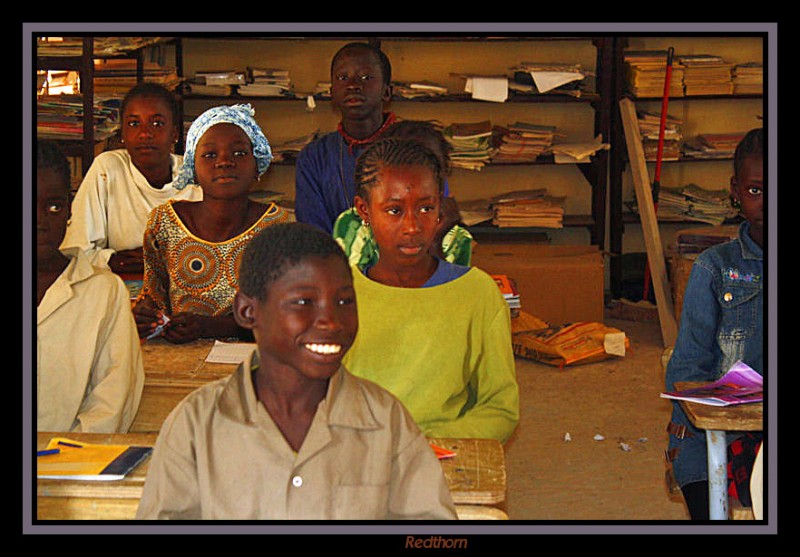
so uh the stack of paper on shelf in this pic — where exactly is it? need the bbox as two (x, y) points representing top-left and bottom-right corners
(637, 109), (683, 161)
(269, 130), (320, 163)
(93, 58), (181, 95)
(509, 62), (591, 97)
(683, 132), (746, 159)
(185, 70), (245, 96)
(37, 36), (170, 57)
(37, 94), (121, 141)
(548, 135), (611, 164)
(623, 50), (685, 98)
(678, 54), (734, 96)
(459, 75), (509, 103)
(312, 81), (332, 98)
(630, 183), (737, 225)
(491, 122), (558, 164)
(444, 120), (496, 170)
(239, 67), (295, 97)
(732, 62), (763, 95)
(491, 189), (565, 229)
(392, 81), (449, 99)
(456, 199), (495, 226)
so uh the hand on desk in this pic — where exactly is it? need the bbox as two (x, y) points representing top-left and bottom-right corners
(108, 248), (144, 274)
(134, 297), (244, 344)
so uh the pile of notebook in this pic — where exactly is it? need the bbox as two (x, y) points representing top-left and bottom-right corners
(443, 120), (496, 170)
(93, 58), (180, 95)
(637, 109), (683, 161)
(623, 50), (685, 98)
(491, 189), (565, 229)
(37, 94), (121, 141)
(491, 122), (558, 164)
(392, 81), (449, 100)
(683, 132), (746, 160)
(238, 67), (295, 97)
(677, 54), (734, 96)
(184, 70), (245, 96)
(732, 63), (763, 95)
(630, 183), (738, 226)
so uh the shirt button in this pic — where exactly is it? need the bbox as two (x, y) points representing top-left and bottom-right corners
(291, 475), (303, 487)
(724, 292), (733, 302)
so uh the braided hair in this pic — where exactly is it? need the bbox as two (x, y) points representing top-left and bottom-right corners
(383, 120), (452, 175)
(354, 137), (444, 201)
(238, 222), (350, 302)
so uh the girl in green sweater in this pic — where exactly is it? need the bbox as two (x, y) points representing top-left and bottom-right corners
(340, 138), (519, 443)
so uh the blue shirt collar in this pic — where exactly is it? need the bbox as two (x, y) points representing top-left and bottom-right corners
(738, 221), (763, 261)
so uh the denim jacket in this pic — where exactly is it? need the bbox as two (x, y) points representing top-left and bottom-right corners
(665, 221), (763, 487)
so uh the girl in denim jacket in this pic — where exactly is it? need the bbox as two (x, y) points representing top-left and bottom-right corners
(665, 128), (764, 519)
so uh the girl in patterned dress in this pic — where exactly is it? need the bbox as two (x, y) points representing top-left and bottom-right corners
(133, 104), (289, 344)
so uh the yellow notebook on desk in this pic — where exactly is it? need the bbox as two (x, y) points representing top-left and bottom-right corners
(37, 437), (152, 481)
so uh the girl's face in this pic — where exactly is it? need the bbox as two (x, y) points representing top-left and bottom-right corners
(731, 154), (764, 247)
(331, 47), (391, 122)
(354, 164), (440, 270)
(193, 123), (258, 197)
(240, 255), (358, 384)
(121, 96), (178, 170)
(36, 167), (70, 264)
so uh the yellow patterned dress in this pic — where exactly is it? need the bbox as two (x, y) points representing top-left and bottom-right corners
(138, 199), (289, 316)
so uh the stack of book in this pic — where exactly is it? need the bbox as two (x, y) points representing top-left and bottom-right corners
(631, 183), (738, 225)
(37, 94), (120, 141)
(491, 122), (558, 164)
(443, 120), (496, 170)
(93, 58), (180, 95)
(37, 36), (169, 57)
(185, 70), (246, 96)
(509, 62), (590, 97)
(683, 132), (746, 160)
(392, 81), (449, 99)
(623, 50), (685, 98)
(239, 67), (294, 97)
(269, 130), (320, 163)
(732, 63), (763, 95)
(678, 54), (734, 96)
(312, 81), (332, 99)
(637, 109), (683, 161)
(491, 189), (565, 229)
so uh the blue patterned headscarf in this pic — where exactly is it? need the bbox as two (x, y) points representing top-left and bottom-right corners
(173, 103), (272, 190)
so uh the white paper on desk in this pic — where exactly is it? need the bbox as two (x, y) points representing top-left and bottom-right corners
(465, 76), (508, 102)
(205, 340), (257, 364)
(530, 71), (584, 93)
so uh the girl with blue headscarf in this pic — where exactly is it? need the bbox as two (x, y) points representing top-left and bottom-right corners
(133, 104), (289, 344)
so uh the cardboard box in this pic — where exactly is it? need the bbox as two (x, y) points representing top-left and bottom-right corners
(471, 243), (605, 325)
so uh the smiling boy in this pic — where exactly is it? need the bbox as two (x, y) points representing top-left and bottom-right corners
(136, 223), (457, 520)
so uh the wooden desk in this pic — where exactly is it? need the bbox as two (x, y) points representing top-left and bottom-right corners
(130, 339), (240, 433)
(676, 381), (763, 520)
(36, 433), (506, 521)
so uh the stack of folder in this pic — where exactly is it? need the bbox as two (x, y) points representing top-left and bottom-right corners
(683, 132), (746, 160)
(239, 67), (295, 97)
(637, 109), (683, 161)
(443, 120), (496, 170)
(37, 94), (121, 141)
(732, 63), (763, 95)
(184, 70), (246, 96)
(631, 183), (738, 226)
(623, 50), (685, 98)
(678, 54), (734, 96)
(93, 58), (180, 95)
(491, 122), (558, 164)
(392, 81), (449, 100)
(491, 189), (565, 229)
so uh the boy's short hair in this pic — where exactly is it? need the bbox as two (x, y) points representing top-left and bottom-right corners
(734, 127), (763, 178)
(238, 222), (350, 301)
(330, 42), (392, 87)
(36, 140), (71, 193)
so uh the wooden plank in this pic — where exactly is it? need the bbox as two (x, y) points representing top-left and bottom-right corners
(675, 382), (763, 432)
(618, 97), (679, 347)
(429, 437), (507, 505)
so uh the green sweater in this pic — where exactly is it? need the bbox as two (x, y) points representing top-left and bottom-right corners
(343, 267), (519, 443)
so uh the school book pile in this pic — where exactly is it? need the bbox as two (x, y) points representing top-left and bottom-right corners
(184, 70), (246, 96)
(491, 274), (521, 310)
(548, 135), (611, 164)
(732, 63), (763, 95)
(637, 109), (683, 161)
(682, 132), (746, 160)
(443, 120), (496, 170)
(630, 183), (737, 226)
(37, 437), (153, 481)
(238, 67), (295, 97)
(392, 81), (449, 100)
(269, 130), (320, 163)
(677, 54), (734, 96)
(93, 58), (181, 95)
(36, 36), (170, 57)
(37, 95), (121, 141)
(491, 189), (566, 229)
(491, 122), (559, 164)
(509, 62), (591, 97)
(661, 361), (762, 407)
(623, 50), (686, 98)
